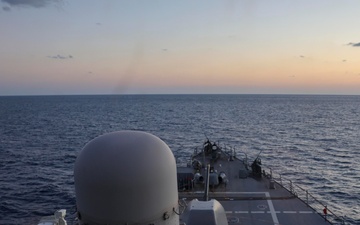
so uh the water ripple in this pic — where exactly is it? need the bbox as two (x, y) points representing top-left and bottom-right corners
(0, 95), (359, 224)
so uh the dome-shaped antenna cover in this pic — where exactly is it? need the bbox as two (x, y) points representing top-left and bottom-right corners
(74, 131), (179, 225)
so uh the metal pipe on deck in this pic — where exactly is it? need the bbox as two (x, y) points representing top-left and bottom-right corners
(204, 164), (210, 201)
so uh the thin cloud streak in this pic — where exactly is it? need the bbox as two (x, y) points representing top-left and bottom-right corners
(1, 0), (62, 8)
(47, 54), (73, 59)
(347, 42), (360, 47)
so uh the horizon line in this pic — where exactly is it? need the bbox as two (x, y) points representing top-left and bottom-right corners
(1, 93), (360, 97)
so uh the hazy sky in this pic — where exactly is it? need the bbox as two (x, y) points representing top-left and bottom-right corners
(1, 0), (360, 95)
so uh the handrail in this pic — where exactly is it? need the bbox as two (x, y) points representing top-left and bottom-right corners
(263, 167), (346, 225)
(190, 143), (346, 224)
(189, 143), (347, 224)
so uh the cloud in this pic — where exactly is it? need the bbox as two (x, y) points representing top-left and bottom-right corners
(1, 0), (61, 9)
(347, 42), (360, 47)
(2, 5), (10, 11)
(47, 54), (73, 59)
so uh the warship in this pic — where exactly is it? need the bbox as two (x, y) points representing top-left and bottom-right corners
(38, 131), (345, 225)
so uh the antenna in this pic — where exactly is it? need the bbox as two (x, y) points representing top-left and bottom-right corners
(204, 133), (209, 142)
(254, 149), (264, 161)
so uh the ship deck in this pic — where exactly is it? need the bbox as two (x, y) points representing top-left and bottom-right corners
(177, 145), (336, 225)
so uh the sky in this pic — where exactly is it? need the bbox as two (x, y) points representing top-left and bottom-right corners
(1, 0), (360, 95)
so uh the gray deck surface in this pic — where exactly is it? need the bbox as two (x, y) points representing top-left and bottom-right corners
(178, 147), (332, 225)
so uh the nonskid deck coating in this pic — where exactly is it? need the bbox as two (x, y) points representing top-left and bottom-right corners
(178, 148), (332, 225)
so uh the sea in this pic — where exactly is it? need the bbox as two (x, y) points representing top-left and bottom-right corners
(0, 94), (359, 225)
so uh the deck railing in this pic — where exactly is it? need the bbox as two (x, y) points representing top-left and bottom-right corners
(263, 168), (346, 225)
(189, 143), (347, 224)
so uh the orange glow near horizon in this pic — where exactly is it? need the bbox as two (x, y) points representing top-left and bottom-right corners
(1, 1), (360, 95)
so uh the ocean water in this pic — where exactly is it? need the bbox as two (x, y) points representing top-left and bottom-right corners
(0, 94), (359, 225)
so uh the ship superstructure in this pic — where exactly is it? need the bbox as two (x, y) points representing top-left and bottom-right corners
(38, 131), (345, 225)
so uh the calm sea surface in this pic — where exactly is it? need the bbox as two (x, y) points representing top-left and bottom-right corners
(0, 95), (359, 224)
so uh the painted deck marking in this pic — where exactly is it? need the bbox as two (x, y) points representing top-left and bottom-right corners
(265, 192), (280, 225)
(251, 211), (265, 214)
(227, 210), (314, 215)
(299, 211), (313, 214)
(235, 211), (249, 214)
(283, 211), (297, 214)
(267, 211), (280, 214)
(211, 191), (284, 225)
